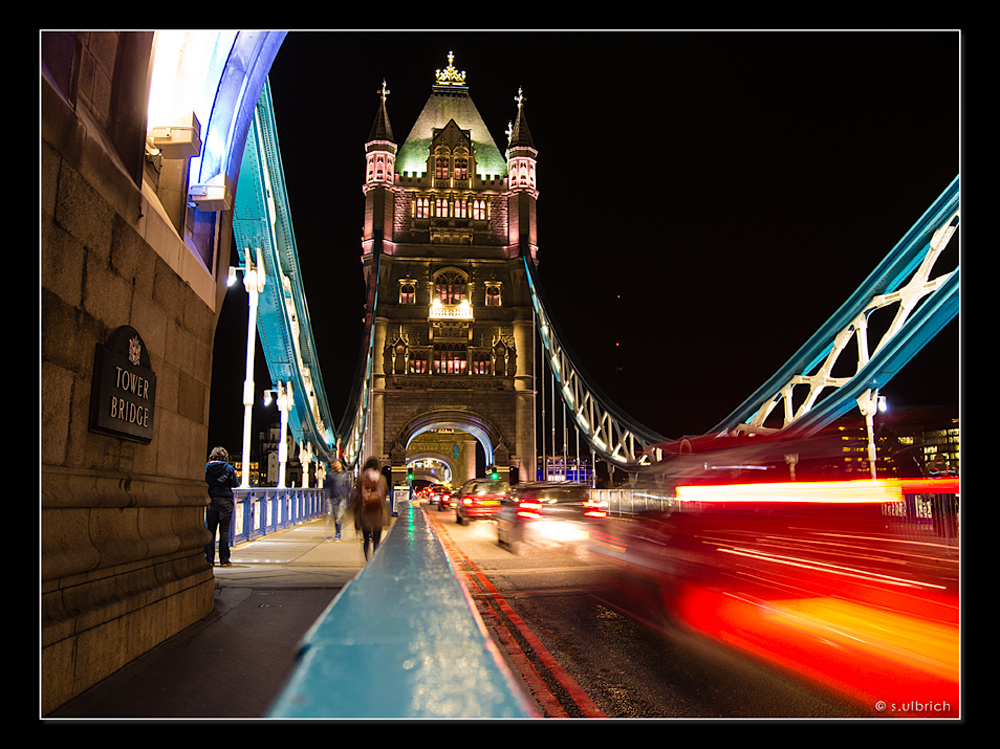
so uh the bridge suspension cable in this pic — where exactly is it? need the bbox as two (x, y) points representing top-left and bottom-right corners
(523, 253), (667, 471)
(524, 176), (959, 473)
(231, 79), (340, 469)
(710, 175), (959, 440)
(336, 247), (380, 470)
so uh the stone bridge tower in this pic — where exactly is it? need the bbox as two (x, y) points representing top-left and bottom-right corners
(360, 54), (537, 487)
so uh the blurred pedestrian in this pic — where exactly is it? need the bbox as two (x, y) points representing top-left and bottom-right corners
(352, 457), (389, 560)
(205, 446), (239, 567)
(326, 459), (352, 541)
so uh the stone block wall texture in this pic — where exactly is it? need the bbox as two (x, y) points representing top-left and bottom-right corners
(42, 33), (217, 714)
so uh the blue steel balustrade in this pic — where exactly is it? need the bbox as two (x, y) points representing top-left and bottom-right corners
(229, 486), (328, 545)
(268, 504), (537, 719)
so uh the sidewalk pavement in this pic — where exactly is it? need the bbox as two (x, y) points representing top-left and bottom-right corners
(47, 511), (395, 721)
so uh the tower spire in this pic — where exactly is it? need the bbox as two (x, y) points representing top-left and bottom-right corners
(363, 79), (398, 246)
(368, 79), (395, 143)
(507, 87), (534, 149)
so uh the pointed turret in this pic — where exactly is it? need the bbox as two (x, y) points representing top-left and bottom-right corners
(363, 80), (397, 257)
(369, 79), (394, 143)
(506, 87), (538, 256)
(365, 80), (397, 188)
(506, 87), (534, 151)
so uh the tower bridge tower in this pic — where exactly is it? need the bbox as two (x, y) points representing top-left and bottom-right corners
(361, 54), (537, 486)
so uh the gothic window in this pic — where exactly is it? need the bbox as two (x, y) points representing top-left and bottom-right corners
(454, 199), (468, 219)
(415, 196), (430, 218)
(454, 157), (468, 180)
(435, 147), (450, 180)
(434, 270), (467, 304)
(472, 350), (492, 375)
(485, 283), (501, 307)
(399, 282), (415, 304)
(408, 350), (428, 374)
(433, 343), (467, 375)
(368, 154), (389, 182)
(435, 197), (449, 217)
(472, 199), (488, 221)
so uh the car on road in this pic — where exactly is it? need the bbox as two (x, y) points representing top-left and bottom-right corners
(497, 482), (606, 552)
(454, 478), (510, 525)
(598, 478), (960, 716)
(433, 485), (454, 510)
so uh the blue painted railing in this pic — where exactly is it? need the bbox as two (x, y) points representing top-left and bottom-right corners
(268, 504), (537, 719)
(231, 487), (328, 545)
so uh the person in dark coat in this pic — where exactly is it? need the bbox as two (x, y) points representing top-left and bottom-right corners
(352, 456), (390, 560)
(205, 446), (240, 567)
(326, 459), (352, 541)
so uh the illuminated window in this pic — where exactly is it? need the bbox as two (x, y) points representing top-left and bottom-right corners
(415, 196), (430, 218)
(454, 157), (468, 179)
(408, 350), (428, 374)
(454, 200), (468, 218)
(472, 199), (488, 220)
(399, 282), (415, 304)
(472, 351), (491, 375)
(485, 283), (501, 307)
(434, 344), (467, 375)
(435, 197), (449, 217)
(434, 270), (467, 305)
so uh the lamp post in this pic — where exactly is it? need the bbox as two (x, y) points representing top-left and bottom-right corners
(230, 248), (266, 488)
(299, 441), (314, 488)
(264, 381), (292, 488)
(858, 390), (887, 479)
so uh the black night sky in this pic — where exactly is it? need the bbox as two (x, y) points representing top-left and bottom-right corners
(208, 30), (961, 457)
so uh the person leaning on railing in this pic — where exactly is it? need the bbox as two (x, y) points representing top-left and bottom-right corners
(205, 446), (240, 567)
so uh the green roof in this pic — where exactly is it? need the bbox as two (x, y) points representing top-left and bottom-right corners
(396, 86), (507, 179)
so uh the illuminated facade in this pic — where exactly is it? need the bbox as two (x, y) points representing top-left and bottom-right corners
(361, 55), (537, 485)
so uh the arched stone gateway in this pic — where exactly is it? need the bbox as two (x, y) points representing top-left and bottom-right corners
(389, 410), (514, 488)
(403, 410), (504, 466)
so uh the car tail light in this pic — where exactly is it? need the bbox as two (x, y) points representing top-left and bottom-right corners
(462, 495), (474, 506)
(517, 500), (543, 519)
(583, 499), (607, 518)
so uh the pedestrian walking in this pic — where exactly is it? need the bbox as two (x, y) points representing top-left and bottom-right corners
(205, 446), (239, 567)
(326, 459), (352, 541)
(352, 457), (390, 560)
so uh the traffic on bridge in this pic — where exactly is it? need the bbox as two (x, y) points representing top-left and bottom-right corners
(41, 30), (960, 721)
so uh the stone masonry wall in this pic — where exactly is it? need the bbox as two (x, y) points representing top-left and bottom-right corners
(41, 37), (216, 714)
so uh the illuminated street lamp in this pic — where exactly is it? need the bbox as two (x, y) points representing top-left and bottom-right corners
(230, 248), (266, 488)
(858, 390), (887, 479)
(264, 381), (292, 488)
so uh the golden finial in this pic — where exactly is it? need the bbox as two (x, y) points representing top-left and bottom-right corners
(435, 51), (467, 87)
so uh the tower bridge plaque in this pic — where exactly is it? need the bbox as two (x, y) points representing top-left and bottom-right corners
(89, 325), (157, 443)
